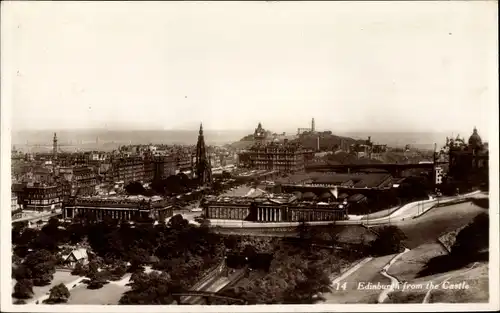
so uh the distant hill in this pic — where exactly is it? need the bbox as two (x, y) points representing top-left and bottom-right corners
(292, 132), (363, 151)
(230, 131), (362, 151)
(12, 129), (248, 153)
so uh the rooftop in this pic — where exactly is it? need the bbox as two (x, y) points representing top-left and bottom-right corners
(310, 172), (392, 188)
(79, 194), (164, 202)
(235, 169), (277, 177)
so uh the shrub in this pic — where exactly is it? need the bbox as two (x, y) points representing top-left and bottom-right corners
(12, 279), (34, 299)
(370, 226), (407, 256)
(43, 283), (70, 304)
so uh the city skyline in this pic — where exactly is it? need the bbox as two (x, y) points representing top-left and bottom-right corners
(5, 2), (497, 136)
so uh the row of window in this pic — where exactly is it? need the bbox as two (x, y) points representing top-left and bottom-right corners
(27, 198), (61, 205)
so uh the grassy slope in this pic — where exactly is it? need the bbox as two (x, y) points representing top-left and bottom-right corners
(395, 201), (488, 249)
(384, 200), (489, 304)
(323, 254), (395, 304)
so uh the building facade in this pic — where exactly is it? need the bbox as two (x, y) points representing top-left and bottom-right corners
(153, 155), (177, 181)
(12, 194), (19, 211)
(14, 182), (70, 212)
(62, 195), (174, 222)
(204, 194), (347, 223)
(239, 141), (311, 173)
(109, 156), (147, 184)
(57, 166), (99, 196)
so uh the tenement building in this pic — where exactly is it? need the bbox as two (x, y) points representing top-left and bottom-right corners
(108, 156), (147, 184)
(238, 140), (313, 173)
(13, 181), (71, 212)
(57, 166), (99, 196)
(203, 193), (348, 222)
(62, 195), (174, 222)
(153, 155), (177, 181)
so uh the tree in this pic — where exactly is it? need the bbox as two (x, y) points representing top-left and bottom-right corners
(12, 279), (34, 299)
(165, 175), (183, 194)
(120, 271), (177, 305)
(451, 212), (489, 257)
(125, 181), (146, 195)
(71, 262), (86, 276)
(285, 263), (331, 303)
(21, 250), (57, 286)
(43, 283), (70, 304)
(370, 226), (407, 256)
(167, 214), (188, 231)
(128, 247), (149, 272)
(15, 228), (40, 247)
(110, 262), (128, 280)
(86, 260), (100, 280)
(87, 274), (108, 290)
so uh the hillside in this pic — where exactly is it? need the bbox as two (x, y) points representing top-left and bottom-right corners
(230, 131), (361, 151)
(292, 132), (361, 151)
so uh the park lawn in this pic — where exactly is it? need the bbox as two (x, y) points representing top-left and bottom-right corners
(428, 262), (489, 303)
(385, 262), (488, 304)
(67, 283), (131, 305)
(15, 271), (79, 303)
(323, 254), (395, 304)
(395, 202), (487, 248)
(387, 243), (448, 282)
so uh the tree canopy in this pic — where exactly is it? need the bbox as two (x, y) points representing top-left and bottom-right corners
(43, 283), (70, 304)
(125, 181), (146, 195)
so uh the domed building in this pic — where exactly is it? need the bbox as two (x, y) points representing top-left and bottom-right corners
(448, 127), (488, 187)
(468, 127), (483, 152)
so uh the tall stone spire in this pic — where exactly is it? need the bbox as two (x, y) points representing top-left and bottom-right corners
(195, 123), (212, 185)
(53, 132), (58, 160)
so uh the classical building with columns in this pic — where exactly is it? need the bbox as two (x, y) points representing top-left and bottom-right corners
(62, 195), (173, 222)
(203, 193), (347, 223)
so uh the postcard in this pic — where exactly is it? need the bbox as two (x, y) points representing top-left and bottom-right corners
(1, 1), (498, 312)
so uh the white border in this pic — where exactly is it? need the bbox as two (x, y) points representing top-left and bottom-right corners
(1, 1), (498, 312)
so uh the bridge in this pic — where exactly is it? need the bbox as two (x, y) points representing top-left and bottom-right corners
(172, 292), (246, 304)
(305, 162), (443, 176)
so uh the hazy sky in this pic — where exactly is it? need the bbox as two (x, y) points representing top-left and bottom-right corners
(3, 1), (497, 137)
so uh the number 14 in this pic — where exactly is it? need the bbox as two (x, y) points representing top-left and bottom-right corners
(333, 282), (347, 290)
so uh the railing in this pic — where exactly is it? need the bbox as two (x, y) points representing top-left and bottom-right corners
(189, 259), (226, 291)
(219, 266), (248, 293)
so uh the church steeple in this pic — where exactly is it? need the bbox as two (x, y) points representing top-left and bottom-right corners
(195, 122), (212, 185)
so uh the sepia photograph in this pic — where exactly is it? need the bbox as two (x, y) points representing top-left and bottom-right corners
(1, 1), (498, 312)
